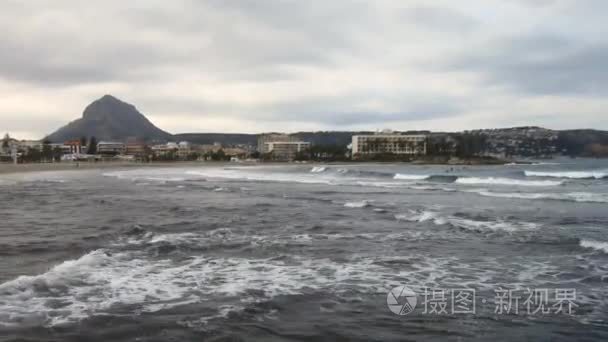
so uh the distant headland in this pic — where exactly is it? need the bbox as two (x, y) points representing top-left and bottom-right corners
(1, 95), (608, 165)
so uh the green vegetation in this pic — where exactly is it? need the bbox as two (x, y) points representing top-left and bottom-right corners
(87, 136), (98, 154)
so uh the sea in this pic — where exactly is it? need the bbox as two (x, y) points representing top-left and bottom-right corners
(1, 158), (608, 341)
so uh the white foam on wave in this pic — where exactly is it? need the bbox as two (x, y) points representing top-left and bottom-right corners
(525, 170), (607, 179)
(395, 210), (539, 233)
(310, 166), (327, 173)
(103, 170), (187, 182)
(455, 177), (562, 187)
(2, 230), (598, 328)
(468, 189), (608, 203)
(185, 169), (334, 185)
(580, 239), (608, 254)
(507, 162), (560, 166)
(0, 247), (431, 327)
(393, 173), (430, 180)
(343, 200), (371, 208)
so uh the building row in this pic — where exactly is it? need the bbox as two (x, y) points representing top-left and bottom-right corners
(1, 137), (250, 162)
(257, 134), (311, 160)
(3, 131), (429, 163)
(351, 132), (427, 156)
(257, 131), (428, 160)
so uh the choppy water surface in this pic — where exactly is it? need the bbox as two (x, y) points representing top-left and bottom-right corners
(1, 159), (608, 341)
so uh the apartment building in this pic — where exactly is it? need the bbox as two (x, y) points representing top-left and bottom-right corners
(97, 141), (126, 155)
(351, 133), (427, 157)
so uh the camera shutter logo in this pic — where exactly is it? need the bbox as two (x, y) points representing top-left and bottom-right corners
(387, 286), (418, 315)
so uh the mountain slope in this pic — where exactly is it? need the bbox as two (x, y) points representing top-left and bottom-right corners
(45, 95), (173, 142)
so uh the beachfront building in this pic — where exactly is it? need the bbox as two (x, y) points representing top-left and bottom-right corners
(64, 140), (84, 154)
(257, 133), (310, 160)
(351, 133), (427, 158)
(19, 140), (44, 150)
(97, 141), (126, 155)
(125, 141), (147, 158)
(177, 141), (191, 159)
(222, 147), (248, 159)
(150, 141), (193, 159)
(257, 134), (298, 153)
(151, 142), (177, 157)
(263, 141), (311, 160)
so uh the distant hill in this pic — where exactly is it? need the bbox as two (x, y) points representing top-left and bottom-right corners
(42, 96), (608, 157)
(45, 95), (173, 143)
(558, 129), (608, 157)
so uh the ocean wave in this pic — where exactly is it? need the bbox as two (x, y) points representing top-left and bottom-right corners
(507, 162), (561, 166)
(395, 210), (539, 233)
(393, 173), (430, 180)
(392, 173), (458, 183)
(185, 170), (334, 185)
(103, 170), (189, 182)
(580, 239), (608, 254)
(469, 190), (608, 203)
(0, 248), (440, 327)
(525, 170), (608, 179)
(1, 232), (599, 328)
(455, 177), (563, 187)
(343, 200), (371, 208)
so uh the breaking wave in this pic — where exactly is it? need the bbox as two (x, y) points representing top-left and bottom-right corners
(343, 200), (371, 208)
(393, 173), (430, 180)
(455, 177), (562, 187)
(468, 190), (608, 203)
(310, 166), (327, 173)
(0, 243), (498, 328)
(395, 210), (539, 233)
(525, 170), (608, 179)
(580, 239), (608, 254)
(0, 242), (569, 328)
(394, 174), (561, 186)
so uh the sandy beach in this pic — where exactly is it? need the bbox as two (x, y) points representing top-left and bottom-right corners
(0, 161), (242, 175)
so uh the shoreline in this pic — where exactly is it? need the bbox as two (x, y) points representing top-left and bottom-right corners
(0, 161), (240, 175)
(0, 158), (524, 175)
(0, 156), (541, 175)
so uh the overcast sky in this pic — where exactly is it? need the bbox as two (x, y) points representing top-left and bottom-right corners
(1, 0), (607, 139)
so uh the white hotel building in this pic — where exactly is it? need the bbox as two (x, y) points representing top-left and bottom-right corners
(351, 133), (427, 157)
(257, 134), (310, 160)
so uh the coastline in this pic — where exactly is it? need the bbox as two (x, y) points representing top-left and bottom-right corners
(0, 161), (239, 175)
(0, 157), (517, 175)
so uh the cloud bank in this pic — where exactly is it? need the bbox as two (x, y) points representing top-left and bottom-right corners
(0, 0), (606, 139)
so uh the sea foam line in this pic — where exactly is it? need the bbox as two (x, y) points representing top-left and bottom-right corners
(393, 173), (430, 180)
(525, 170), (607, 179)
(467, 189), (608, 204)
(395, 210), (539, 233)
(455, 177), (562, 187)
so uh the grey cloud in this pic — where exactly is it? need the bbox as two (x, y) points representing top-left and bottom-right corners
(0, 116), (65, 135)
(2, 0), (608, 138)
(447, 35), (608, 96)
(401, 6), (479, 33)
(138, 90), (463, 128)
(0, 29), (199, 86)
(263, 96), (463, 126)
(0, 1), (370, 86)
